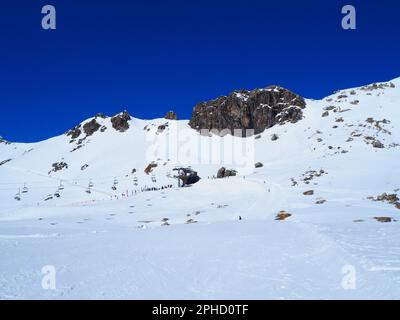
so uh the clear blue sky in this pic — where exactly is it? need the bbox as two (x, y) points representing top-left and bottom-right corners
(1, 0), (399, 142)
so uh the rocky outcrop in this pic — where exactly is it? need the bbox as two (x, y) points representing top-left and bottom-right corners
(217, 167), (237, 178)
(189, 86), (306, 136)
(275, 211), (292, 221)
(49, 162), (68, 174)
(0, 136), (11, 145)
(95, 113), (107, 119)
(374, 217), (395, 223)
(255, 162), (264, 168)
(370, 192), (400, 211)
(372, 140), (384, 149)
(144, 162), (158, 175)
(111, 111), (131, 132)
(164, 111), (177, 120)
(66, 125), (82, 139)
(83, 119), (101, 136)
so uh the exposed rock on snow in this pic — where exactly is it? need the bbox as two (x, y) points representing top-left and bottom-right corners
(374, 193), (399, 204)
(164, 111), (177, 120)
(189, 85), (305, 136)
(0, 136), (10, 144)
(95, 113), (107, 119)
(186, 219), (198, 224)
(255, 162), (264, 168)
(157, 124), (168, 134)
(360, 82), (396, 91)
(144, 162), (158, 175)
(49, 161), (68, 174)
(271, 133), (279, 141)
(111, 111), (131, 132)
(374, 217), (395, 223)
(66, 125), (82, 140)
(372, 140), (385, 149)
(275, 211), (292, 221)
(83, 119), (101, 136)
(217, 167), (237, 178)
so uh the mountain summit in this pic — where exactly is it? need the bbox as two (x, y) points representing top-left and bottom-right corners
(189, 86), (305, 135)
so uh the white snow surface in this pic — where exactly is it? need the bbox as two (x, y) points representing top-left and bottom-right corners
(1, 78), (400, 299)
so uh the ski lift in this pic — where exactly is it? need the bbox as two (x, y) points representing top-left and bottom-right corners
(173, 167), (201, 188)
(14, 188), (21, 201)
(22, 183), (28, 194)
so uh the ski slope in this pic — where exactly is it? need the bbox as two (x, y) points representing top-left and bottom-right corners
(1, 78), (400, 299)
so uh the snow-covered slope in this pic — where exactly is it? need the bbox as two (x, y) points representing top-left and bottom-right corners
(1, 78), (400, 299)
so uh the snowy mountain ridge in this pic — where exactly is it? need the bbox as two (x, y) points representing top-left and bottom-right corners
(1, 77), (400, 299)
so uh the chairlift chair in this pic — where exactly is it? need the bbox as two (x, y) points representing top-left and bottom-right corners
(22, 183), (28, 193)
(86, 184), (92, 194)
(14, 188), (21, 201)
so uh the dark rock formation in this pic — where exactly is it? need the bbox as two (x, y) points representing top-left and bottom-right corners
(217, 167), (237, 178)
(95, 113), (107, 119)
(111, 111), (131, 132)
(83, 119), (101, 136)
(49, 162), (68, 174)
(157, 124), (168, 133)
(271, 134), (279, 141)
(189, 85), (306, 136)
(0, 136), (10, 144)
(275, 211), (292, 221)
(164, 111), (177, 120)
(374, 217), (394, 223)
(144, 162), (158, 175)
(372, 140), (384, 149)
(375, 193), (399, 203)
(66, 125), (82, 139)
(255, 162), (264, 168)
